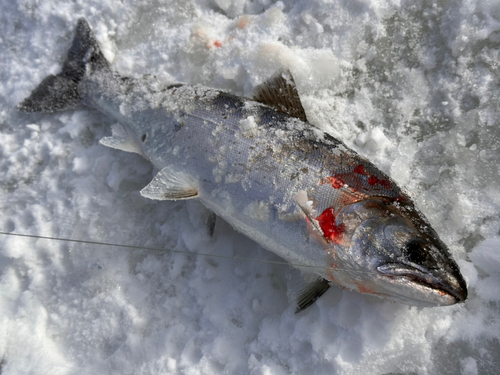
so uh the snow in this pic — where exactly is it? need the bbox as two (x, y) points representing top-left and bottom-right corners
(1, 0), (499, 374)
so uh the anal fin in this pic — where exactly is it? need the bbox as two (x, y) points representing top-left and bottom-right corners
(140, 166), (198, 201)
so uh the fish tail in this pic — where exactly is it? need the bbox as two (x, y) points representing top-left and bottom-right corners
(17, 18), (110, 113)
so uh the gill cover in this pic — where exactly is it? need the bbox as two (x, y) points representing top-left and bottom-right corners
(334, 198), (467, 305)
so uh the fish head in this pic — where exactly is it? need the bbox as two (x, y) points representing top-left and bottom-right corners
(328, 198), (467, 306)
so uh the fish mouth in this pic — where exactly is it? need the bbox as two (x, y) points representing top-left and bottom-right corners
(377, 263), (468, 305)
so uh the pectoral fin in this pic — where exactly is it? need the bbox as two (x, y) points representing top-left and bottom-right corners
(140, 166), (198, 200)
(100, 135), (143, 155)
(100, 124), (144, 156)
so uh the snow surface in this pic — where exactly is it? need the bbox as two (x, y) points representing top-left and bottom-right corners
(1, 0), (500, 374)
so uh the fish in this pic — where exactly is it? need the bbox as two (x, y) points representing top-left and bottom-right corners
(18, 18), (467, 312)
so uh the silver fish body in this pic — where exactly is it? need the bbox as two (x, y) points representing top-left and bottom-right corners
(18, 18), (467, 310)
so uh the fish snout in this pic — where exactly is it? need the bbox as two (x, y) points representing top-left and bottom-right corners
(377, 261), (468, 306)
(441, 264), (468, 303)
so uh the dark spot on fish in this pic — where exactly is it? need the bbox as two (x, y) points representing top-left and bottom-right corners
(290, 172), (299, 180)
(174, 122), (185, 132)
(142, 134), (146, 142)
(301, 168), (308, 174)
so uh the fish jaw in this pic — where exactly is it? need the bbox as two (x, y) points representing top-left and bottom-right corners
(377, 260), (467, 306)
(321, 198), (468, 306)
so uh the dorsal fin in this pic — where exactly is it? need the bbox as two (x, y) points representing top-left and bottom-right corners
(252, 68), (307, 122)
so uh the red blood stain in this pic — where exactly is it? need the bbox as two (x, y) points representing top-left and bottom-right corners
(394, 195), (410, 203)
(213, 40), (222, 47)
(320, 166), (394, 195)
(380, 179), (391, 189)
(354, 281), (376, 295)
(353, 164), (365, 174)
(237, 15), (250, 29)
(316, 207), (345, 243)
(368, 175), (391, 189)
(328, 273), (338, 283)
(324, 176), (345, 189)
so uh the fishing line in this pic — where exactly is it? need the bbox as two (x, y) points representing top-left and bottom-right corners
(0, 230), (367, 274)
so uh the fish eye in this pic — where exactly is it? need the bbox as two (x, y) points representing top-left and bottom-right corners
(403, 240), (431, 265)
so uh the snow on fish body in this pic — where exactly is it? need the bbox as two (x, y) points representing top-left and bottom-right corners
(18, 18), (467, 311)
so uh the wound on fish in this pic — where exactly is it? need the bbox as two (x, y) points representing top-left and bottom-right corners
(324, 176), (345, 189)
(316, 207), (345, 243)
(354, 280), (380, 295)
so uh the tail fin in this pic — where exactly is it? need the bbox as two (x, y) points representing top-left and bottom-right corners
(18, 18), (110, 113)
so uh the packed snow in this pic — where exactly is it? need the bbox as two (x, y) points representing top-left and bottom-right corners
(1, 0), (500, 374)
